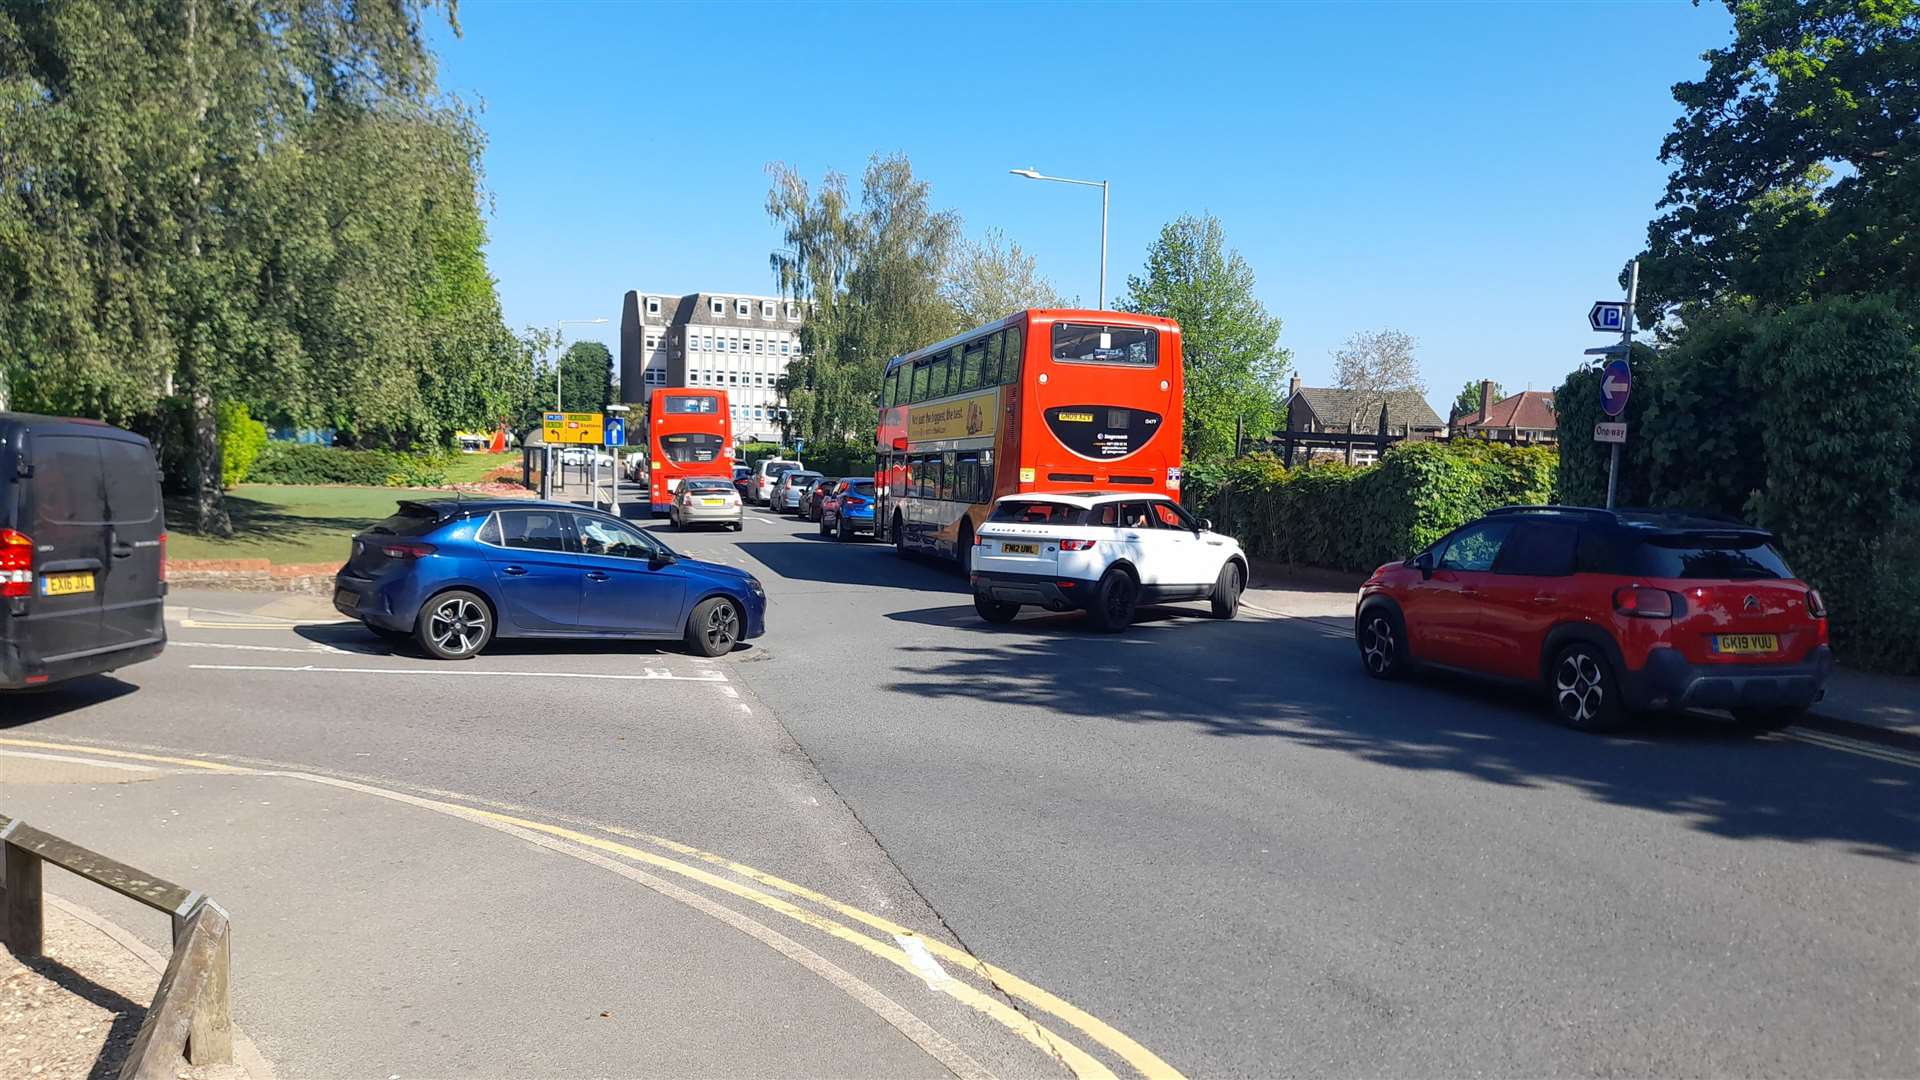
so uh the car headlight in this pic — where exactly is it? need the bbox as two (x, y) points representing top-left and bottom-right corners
(746, 577), (765, 596)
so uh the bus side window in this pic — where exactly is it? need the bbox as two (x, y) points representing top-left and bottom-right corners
(931, 352), (953, 398)
(910, 363), (928, 403)
(930, 457), (948, 500)
(960, 339), (984, 390)
(979, 332), (1003, 387)
(1001, 326), (1023, 385)
(883, 370), (898, 408)
(954, 454), (978, 503)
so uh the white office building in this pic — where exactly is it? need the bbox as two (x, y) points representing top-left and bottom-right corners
(619, 290), (807, 444)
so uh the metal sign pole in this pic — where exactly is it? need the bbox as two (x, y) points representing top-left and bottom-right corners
(1606, 260), (1639, 510)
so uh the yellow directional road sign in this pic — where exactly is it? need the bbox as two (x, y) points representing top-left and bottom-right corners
(544, 412), (604, 445)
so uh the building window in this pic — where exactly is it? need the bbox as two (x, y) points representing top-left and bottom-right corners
(780, 341), (790, 355)
(736, 299), (751, 317)
(645, 335), (658, 350)
(646, 296), (661, 316)
(785, 303), (799, 321)
(761, 300), (776, 318)
(729, 373), (739, 385)
(711, 297), (726, 316)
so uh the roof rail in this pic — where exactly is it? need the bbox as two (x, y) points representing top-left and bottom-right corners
(1483, 504), (1617, 520)
(1611, 506), (1751, 526)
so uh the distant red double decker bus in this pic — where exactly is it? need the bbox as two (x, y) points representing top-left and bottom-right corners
(876, 309), (1183, 570)
(646, 388), (732, 514)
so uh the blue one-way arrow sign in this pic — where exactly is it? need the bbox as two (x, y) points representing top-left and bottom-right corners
(1600, 358), (1631, 417)
(1589, 301), (1628, 333)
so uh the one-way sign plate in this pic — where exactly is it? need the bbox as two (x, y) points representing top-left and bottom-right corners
(1589, 301), (1627, 333)
(1594, 421), (1627, 444)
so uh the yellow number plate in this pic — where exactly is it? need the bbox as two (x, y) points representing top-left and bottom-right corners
(1001, 542), (1039, 555)
(701, 498), (726, 506)
(41, 572), (95, 597)
(1713, 633), (1779, 655)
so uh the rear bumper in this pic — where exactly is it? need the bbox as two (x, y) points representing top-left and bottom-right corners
(0, 634), (166, 691)
(332, 571), (415, 632)
(677, 505), (743, 524)
(970, 570), (1093, 612)
(1627, 645), (1834, 712)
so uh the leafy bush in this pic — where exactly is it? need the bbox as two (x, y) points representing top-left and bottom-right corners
(217, 402), (269, 488)
(1186, 439), (1558, 573)
(248, 442), (451, 487)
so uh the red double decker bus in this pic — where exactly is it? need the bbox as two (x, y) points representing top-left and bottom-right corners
(876, 309), (1183, 571)
(646, 388), (732, 514)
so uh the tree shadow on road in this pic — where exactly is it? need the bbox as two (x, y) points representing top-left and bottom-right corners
(737, 542), (966, 594)
(883, 602), (1920, 860)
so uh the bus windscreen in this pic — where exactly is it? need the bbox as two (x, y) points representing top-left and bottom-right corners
(663, 395), (722, 415)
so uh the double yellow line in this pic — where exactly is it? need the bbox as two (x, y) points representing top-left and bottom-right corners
(0, 736), (1183, 1080)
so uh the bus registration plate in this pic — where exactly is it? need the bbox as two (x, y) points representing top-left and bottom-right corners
(1001, 542), (1039, 555)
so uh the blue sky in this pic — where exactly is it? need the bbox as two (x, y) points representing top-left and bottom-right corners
(429, 1), (1730, 414)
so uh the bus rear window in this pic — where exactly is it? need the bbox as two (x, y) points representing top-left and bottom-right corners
(660, 433), (725, 462)
(989, 501), (1085, 526)
(1051, 323), (1157, 367)
(663, 395), (721, 415)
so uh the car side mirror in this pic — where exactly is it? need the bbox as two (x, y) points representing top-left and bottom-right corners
(650, 549), (676, 570)
(1197, 518), (1212, 533)
(1414, 552), (1434, 580)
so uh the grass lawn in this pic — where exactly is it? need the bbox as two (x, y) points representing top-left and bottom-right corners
(166, 484), (443, 565)
(440, 451), (520, 485)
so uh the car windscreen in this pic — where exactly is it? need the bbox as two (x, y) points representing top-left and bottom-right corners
(366, 505), (444, 537)
(1630, 534), (1794, 580)
(989, 501), (1085, 525)
(683, 479), (732, 492)
(766, 463), (798, 478)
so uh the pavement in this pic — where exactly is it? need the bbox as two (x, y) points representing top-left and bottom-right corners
(3, 505), (1916, 1078)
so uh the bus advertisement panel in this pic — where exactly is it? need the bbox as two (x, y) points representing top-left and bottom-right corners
(876, 309), (1183, 572)
(647, 388), (732, 513)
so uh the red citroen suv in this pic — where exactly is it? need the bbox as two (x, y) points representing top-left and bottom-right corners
(1355, 506), (1831, 732)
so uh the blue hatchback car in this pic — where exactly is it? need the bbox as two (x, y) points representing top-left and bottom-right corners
(817, 477), (876, 541)
(332, 499), (766, 659)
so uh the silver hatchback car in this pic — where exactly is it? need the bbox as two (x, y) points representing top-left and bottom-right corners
(669, 477), (744, 531)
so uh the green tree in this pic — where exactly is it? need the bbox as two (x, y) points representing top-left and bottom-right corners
(943, 228), (1065, 328)
(1636, 0), (1919, 321)
(1453, 380), (1503, 418)
(0, 0), (479, 534)
(558, 341), (614, 415)
(767, 153), (960, 447)
(1118, 214), (1290, 460)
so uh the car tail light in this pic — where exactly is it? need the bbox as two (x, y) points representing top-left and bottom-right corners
(974, 531), (988, 546)
(1806, 589), (1826, 619)
(1613, 585), (1678, 618)
(381, 541), (437, 559)
(843, 496), (867, 508)
(1, 528), (32, 598)
(159, 532), (168, 583)
(1059, 539), (1097, 551)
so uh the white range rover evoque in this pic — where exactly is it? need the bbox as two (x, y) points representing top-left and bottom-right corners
(970, 492), (1249, 630)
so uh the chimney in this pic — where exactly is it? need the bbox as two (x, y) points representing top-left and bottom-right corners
(1479, 379), (1495, 421)
(1289, 372), (1302, 398)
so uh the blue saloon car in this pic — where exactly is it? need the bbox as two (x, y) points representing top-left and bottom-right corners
(332, 499), (766, 659)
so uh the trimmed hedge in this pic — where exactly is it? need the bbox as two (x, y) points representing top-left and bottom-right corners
(218, 402), (268, 488)
(247, 442), (452, 487)
(1185, 440), (1558, 574)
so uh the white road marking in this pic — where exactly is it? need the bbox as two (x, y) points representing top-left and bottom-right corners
(171, 640), (369, 656)
(0, 749), (159, 772)
(719, 685), (739, 698)
(188, 663), (727, 683)
(1779, 727), (1920, 769)
(894, 933), (955, 991)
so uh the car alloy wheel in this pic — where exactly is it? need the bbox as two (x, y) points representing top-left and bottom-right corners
(1360, 614), (1398, 676)
(1092, 569), (1137, 632)
(1551, 644), (1624, 731)
(424, 594), (489, 659)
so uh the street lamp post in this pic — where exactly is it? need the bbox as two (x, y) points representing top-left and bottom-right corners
(554, 317), (609, 411)
(1010, 167), (1109, 309)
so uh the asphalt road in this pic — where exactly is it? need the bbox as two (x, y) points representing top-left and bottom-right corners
(4, 505), (1915, 1078)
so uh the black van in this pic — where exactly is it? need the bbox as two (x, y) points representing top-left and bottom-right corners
(1, 413), (167, 690)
